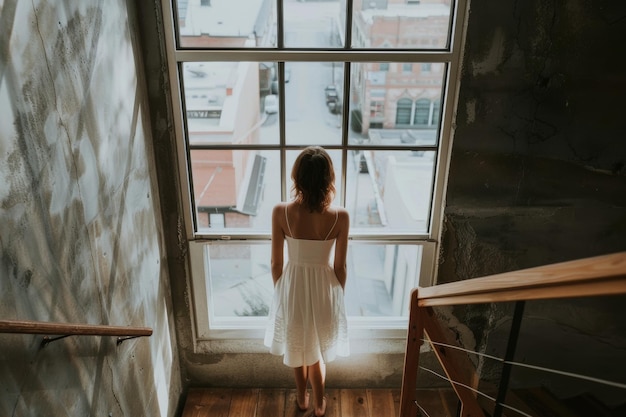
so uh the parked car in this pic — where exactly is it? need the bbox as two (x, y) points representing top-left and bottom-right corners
(264, 94), (279, 114)
(325, 85), (338, 104)
(328, 99), (342, 114)
(359, 153), (369, 173)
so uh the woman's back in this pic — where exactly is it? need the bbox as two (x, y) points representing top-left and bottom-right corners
(283, 202), (340, 241)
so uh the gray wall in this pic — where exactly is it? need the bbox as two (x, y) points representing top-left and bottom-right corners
(439, 0), (626, 405)
(0, 1), (182, 416)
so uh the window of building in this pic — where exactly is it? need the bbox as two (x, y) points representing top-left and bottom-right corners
(414, 98), (431, 126)
(432, 99), (441, 128)
(161, 0), (468, 340)
(396, 98), (413, 125)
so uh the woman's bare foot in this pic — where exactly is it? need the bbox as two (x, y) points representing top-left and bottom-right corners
(297, 391), (310, 411)
(314, 397), (326, 417)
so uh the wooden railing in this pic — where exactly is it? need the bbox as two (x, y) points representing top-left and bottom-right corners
(399, 251), (626, 417)
(0, 319), (152, 346)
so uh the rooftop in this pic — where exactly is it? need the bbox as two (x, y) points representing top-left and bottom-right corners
(180, 0), (265, 37)
(360, 3), (450, 23)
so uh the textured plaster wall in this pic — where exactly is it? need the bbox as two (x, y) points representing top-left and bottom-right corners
(0, 1), (182, 416)
(438, 0), (626, 405)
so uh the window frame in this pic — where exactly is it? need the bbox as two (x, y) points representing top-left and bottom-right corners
(160, 0), (470, 341)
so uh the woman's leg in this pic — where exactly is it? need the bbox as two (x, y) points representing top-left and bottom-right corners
(308, 361), (326, 416)
(293, 366), (309, 410)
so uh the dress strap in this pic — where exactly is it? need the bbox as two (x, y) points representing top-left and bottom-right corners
(324, 209), (339, 240)
(284, 204), (294, 238)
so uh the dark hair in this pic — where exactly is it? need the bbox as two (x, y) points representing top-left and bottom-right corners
(291, 146), (336, 212)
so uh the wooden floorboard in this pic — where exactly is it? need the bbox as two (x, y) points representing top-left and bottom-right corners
(182, 388), (454, 417)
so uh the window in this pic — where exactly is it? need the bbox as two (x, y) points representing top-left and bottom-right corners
(162, 0), (467, 339)
(396, 98), (412, 125)
(414, 98), (431, 126)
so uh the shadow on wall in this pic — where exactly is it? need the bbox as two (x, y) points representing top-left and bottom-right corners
(0, 1), (181, 416)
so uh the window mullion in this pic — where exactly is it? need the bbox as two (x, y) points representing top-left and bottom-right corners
(276, 0), (284, 50)
(173, 49), (455, 63)
(344, 0), (354, 48)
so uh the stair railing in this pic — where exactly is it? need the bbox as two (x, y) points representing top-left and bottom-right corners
(400, 251), (626, 417)
(0, 319), (152, 347)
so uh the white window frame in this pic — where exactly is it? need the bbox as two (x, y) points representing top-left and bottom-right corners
(160, 0), (470, 342)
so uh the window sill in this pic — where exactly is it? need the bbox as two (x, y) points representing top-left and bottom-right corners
(193, 327), (408, 355)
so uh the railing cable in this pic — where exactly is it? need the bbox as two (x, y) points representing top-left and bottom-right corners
(423, 338), (626, 390)
(418, 366), (534, 417)
(415, 400), (434, 417)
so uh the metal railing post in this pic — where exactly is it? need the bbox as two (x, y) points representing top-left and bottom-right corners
(493, 301), (525, 417)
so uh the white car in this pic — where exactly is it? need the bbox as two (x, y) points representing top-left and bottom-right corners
(264, 94), (279, 114)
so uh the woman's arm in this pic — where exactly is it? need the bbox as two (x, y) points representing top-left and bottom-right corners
(271, 204), (285, 285)
(333, 209), (350, 289)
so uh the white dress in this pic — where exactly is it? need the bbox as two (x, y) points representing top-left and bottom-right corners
(264, 207), (349, 368)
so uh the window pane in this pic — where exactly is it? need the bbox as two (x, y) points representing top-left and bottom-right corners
(349, 0), (452, 49)
(285, 62), (344, 146)
(284, 0), (344, 48)
(182, 62), (280, 146)
(346, 150), (435, 234)
(175, 0), (277, 48)
(208, 243), (274, 319)
(346, 243), (422, 317)
(348, 62), (446, 146)
(190, 149), (280, 232)
(206, 241), (422, 320)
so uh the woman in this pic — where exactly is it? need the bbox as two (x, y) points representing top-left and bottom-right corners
(264, 146), (350, 417)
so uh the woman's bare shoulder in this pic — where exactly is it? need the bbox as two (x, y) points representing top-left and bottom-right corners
(333, 206), (350, 224)
(334, 206), (349, 217)
(272, 202), (288, 214)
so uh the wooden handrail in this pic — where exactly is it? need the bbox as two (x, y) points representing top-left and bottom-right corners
(400, 251), (626, 417)
(0, 319), (152, 337)
(418, 251), (626, 307)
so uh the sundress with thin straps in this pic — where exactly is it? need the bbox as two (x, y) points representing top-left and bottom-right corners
(264, 205), (349, 367)
(284, 205), (339, 241)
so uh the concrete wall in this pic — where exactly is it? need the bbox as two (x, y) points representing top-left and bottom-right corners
(439, 0), (626, 405)
(0, 1), (182, 416)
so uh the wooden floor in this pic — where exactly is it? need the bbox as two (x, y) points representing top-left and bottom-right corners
(181, 387), (459, 417)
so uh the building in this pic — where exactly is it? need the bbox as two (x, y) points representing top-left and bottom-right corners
(342, 0), (450, 134)
(178, 0), (274, 48)
(178, 0), (275, 228)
